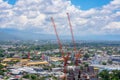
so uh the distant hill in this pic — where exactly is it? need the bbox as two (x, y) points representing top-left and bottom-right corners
(0, 28), (55, 40)
(0, 31), (19, 40)
(0, 28), (120, 41)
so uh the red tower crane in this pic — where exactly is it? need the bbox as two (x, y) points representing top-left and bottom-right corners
(66, 13), (81, 66)
(51, 17), (70, 73)
(28, 52), (30, 59)
(66, 13), (77, 52)
(42, 53), (45, 60)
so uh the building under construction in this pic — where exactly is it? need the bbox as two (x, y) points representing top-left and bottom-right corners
(51, 13), (99, 80)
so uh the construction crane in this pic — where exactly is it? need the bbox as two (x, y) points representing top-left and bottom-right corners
(42, 53), (45, 60)
(66, 13), (81, 66)
(28, 52), (30, 59)
(66, 13), (77, 52)
(51, 17), (70, 73)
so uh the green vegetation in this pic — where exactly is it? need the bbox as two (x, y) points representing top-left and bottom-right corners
(83, 53), (90, 59)
(0, 64), (6, 75)
(23, 74), (38, 80)
(23, 74), (58, 80)
(99, 70), (120, 80)
(102, 62), (107, 65)
(0, 49), (5, 57)
(108, 60), (113, 64)
(6, 60), (20, 66)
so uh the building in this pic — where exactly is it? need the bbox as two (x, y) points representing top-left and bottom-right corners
(24, 61), (49, 66)
(110, 55), (120, 64)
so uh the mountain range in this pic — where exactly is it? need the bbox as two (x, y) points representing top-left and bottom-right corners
(0, 28), (120, 41)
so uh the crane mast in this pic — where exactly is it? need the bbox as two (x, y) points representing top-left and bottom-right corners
(66, 13), (77, 52)
(51, 17), (64, 56)
(28, 52), (30, 59)
(67, 13), (81, 66)
(51, 17), (70, 74)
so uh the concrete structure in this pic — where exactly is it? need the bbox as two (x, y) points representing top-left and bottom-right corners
(2, 58), (20, 62)
(25, 61), (49, 66)
(50, 57), (64, 62)
(111, 55), (120, 64)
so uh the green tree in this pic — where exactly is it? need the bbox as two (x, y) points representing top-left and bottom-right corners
(99, 70), (109, 80)
(108, 60), (112, 64)
(111, 70), (120, 79)
(99, 70), (120, 80)
(0, 49), (5, 57)
(0, 64), (5, 75)
(0, 64), (4, 69)
(102, 62), (107, 65)
(23, 74), (30, 79)
(31, 74), (37, 80)
(23, 74), (38, 80)
(0, 53), (4, 57)
(83, 53), (90, 59)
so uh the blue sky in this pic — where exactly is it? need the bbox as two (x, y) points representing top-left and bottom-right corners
(3, 0), (17, 5)
(0, 0), (120, 40)
(71, 0), (112, 10)
(4, 0), (112, 10)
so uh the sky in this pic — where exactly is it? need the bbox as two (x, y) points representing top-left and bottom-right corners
(4, 0), (17, 5)
(0, 0), (120, 40)
(71, 0), (112, 10)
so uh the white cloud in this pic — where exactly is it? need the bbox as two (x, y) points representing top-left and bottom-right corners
(0, 0), (120, 36)
(103, 22), (120, 29)
(29, 13), (46, 26)
(111, 0), (120, 5)
(80, 9), (96, 18)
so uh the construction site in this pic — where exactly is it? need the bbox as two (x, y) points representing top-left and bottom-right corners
(50, 13), (98, 80)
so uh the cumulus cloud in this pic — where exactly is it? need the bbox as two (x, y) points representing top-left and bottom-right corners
(0, 0), (120, 36)
(103, 22), (120, 29)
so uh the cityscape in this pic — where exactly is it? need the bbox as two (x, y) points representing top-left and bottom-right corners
(0, 40), (120, 80)
(0, 0), (120, 80)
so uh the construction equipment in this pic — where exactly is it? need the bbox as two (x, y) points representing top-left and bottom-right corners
(51, 17), (70, 73)
(28, 52), (30, 59)
(66, 13), (77, 52)
(42, 53), (45, 60)
(66, 13), (82, 66)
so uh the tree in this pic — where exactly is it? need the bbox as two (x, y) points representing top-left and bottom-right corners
(83, 53), (90, 59)
(23, 74), (30, 79)
(23, 74), (38, 80)
(108, 60), (112, 64)
(0, 53), (4, 57)
(0, 70), (4, 75)
(0, 49), (5, 57)
(111, 70), (120, 79)
(98, 70), (120, 80)
(83, 62), (89, 72)
(102, 62), (107, 65)
(0, 64), (5, 75)
(82, 62), (89, 67)
(0, 64), (4, 69)
(99, 70), (109, 80)
(31, 74), (37, 80)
